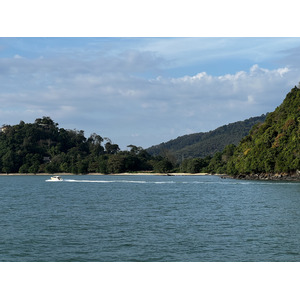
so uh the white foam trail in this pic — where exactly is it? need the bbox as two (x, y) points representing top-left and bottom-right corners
(153, 181), (175, 184)
(46, 178), (297, 185)
(52, 179), (177, 184)
(45, 179), (64, 182)
(63, 179), (147, 183)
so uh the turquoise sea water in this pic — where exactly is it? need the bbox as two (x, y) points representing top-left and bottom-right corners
(0, 175), (299, 261)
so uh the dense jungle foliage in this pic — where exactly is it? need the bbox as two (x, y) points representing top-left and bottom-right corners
(0, 117), (173, 174)
(179, 86), (300, 175)
(226, 86), (300, 175)
(146, 114), (266, 162)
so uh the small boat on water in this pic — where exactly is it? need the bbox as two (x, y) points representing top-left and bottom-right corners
(48, 176), (63, 181)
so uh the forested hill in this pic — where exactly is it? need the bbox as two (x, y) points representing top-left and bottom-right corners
(226, 86), (300, 176)
(146, 114), (267, 161)
(0, 117), (172, 174)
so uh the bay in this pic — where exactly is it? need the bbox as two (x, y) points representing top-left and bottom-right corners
(0, 174), (299, 261)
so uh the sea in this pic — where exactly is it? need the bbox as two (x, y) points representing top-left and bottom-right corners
(1, 174), (300, 262)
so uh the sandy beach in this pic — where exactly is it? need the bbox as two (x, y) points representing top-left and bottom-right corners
(109, 172), (209, 176)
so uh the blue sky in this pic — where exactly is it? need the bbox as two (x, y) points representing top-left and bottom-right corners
(1, 37), (300, 149)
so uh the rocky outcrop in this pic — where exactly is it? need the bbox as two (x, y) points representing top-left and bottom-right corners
(232, 170), (300, 181)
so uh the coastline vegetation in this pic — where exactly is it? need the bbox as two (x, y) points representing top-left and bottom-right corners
(0, 117), (173, 174)
(226, 86), (300, 177)
(179, 86), (300, 177)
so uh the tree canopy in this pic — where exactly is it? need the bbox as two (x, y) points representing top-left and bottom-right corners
(146, 115), (266, 162)
(177, 86), (300, 177)
(226, 86), (300, 176)
(0, 117), (174, 174)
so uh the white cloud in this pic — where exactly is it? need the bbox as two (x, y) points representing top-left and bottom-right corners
(1, 47), (300, 149)
(247, 95), (255, 104)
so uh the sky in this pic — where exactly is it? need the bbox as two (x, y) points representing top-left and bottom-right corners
(1, 37), (300, 149)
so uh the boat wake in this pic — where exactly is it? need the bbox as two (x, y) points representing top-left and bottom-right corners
(45, 178), (296, 185)
(59, 179), (179, 184)
(63, 179), (148, 183)
(45, 179), (64, 182)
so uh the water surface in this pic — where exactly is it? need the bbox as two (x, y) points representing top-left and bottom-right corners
(0, 175), (299, 261)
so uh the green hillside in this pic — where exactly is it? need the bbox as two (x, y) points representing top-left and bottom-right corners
(146, 115), (266, 162)
(227, 86), (300, 176)
(0, 117), (171, 174)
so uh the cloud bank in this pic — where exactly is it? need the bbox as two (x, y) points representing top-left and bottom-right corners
(1, 39), (300, 149)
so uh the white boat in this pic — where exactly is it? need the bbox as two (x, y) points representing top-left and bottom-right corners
(48, 176), (63, 181)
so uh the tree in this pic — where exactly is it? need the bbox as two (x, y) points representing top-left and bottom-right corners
(105, 142), (120, 154)
(2, 150), (15, 173)
(89, 133), (103, 144)
(107, 154), (125, 173)
(153, 159), (173, 173)
(88, 133), (105, 156)
(127, 144), (143, 155)
(35, 116), (58, 129)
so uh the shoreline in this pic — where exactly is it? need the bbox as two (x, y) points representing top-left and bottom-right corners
(1, 172), (298, 181)
(0, 172), (210, 176)
(222, 173), (300, 182)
